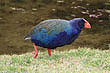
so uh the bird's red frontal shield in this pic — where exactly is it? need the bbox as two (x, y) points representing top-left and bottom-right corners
(83, 19), (91, 28)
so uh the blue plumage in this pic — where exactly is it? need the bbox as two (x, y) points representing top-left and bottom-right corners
(24, 18), (85, 49)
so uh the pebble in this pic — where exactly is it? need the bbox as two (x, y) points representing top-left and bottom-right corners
(86, 3), (90, 6)
(99, 20), (103, 22)
(89, 14), (96, 18)
(81, 10), (89, 14)
(105, 10), (110, 13)
(10, 7), (25, 11)
(32, 8), (38, 11)
(10, 7), (16, 10)
(57, 0), (64, 3)
(52, 9), (56, 11)
(0, 17), (2, 20)
(71, 14), (76, 17)
(71, 2), (75, 5)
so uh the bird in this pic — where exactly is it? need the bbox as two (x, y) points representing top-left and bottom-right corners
(24, 18), (91, 58)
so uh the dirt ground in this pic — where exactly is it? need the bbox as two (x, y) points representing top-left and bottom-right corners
(0, 0), (110, 55)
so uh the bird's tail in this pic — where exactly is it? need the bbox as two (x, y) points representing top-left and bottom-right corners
(24, 37), (31, 40)
(24, 34), (31, 40)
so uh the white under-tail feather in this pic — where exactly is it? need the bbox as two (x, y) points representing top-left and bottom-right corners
(24, 37), (31, 40)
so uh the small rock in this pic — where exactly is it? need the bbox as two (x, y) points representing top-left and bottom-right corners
(10, 7), (25, 11)
(81, 11), (87, 14)
(10, 7), (16, 10)
(86, 3), (90, 6)
(0, 17), (2, 20)
(77, 6), (81, 8)
(99, 20), (103, 22)
(57, 0), (64, 3)
(81, 10), (89, 14)
(89, 14), (96, 18)
(105, 10), (110, 13)
(52, 9), (56, 11)
(70, 6), (74, 9)
(71, 14), (76, 17)
(89, 13), (102, 18)
(74, 6), (78, 9)
(71, 2), (75, 5)
(17, 8), (25, 11)
(32, 8), (37, 11)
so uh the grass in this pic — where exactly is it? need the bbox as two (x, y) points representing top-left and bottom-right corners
(0, 48), (110, 73)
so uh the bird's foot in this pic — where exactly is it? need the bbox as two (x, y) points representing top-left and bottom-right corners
(48, 48), (51, 56)
(33, 53), (38, 58)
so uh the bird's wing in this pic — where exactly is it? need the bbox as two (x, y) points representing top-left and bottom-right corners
(25, 19), (68, 39)
(24, 20), (53, 40)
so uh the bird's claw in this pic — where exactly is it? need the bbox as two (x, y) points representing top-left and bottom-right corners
(33, 53), (38, 58)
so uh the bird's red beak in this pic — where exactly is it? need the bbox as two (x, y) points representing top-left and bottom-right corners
(83, 19), (91, 28)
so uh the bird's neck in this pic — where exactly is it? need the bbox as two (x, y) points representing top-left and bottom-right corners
(69, 20), (81, 31)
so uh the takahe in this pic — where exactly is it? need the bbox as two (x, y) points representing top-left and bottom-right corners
(24, 18), (91, 58)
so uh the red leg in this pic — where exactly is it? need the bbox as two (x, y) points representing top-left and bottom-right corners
(33, 43), (38, 58)
(48, 48), (51, 56)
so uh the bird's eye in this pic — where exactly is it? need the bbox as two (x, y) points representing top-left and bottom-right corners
(78, 21), (83, 26)
(78, 20), (84, 28)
